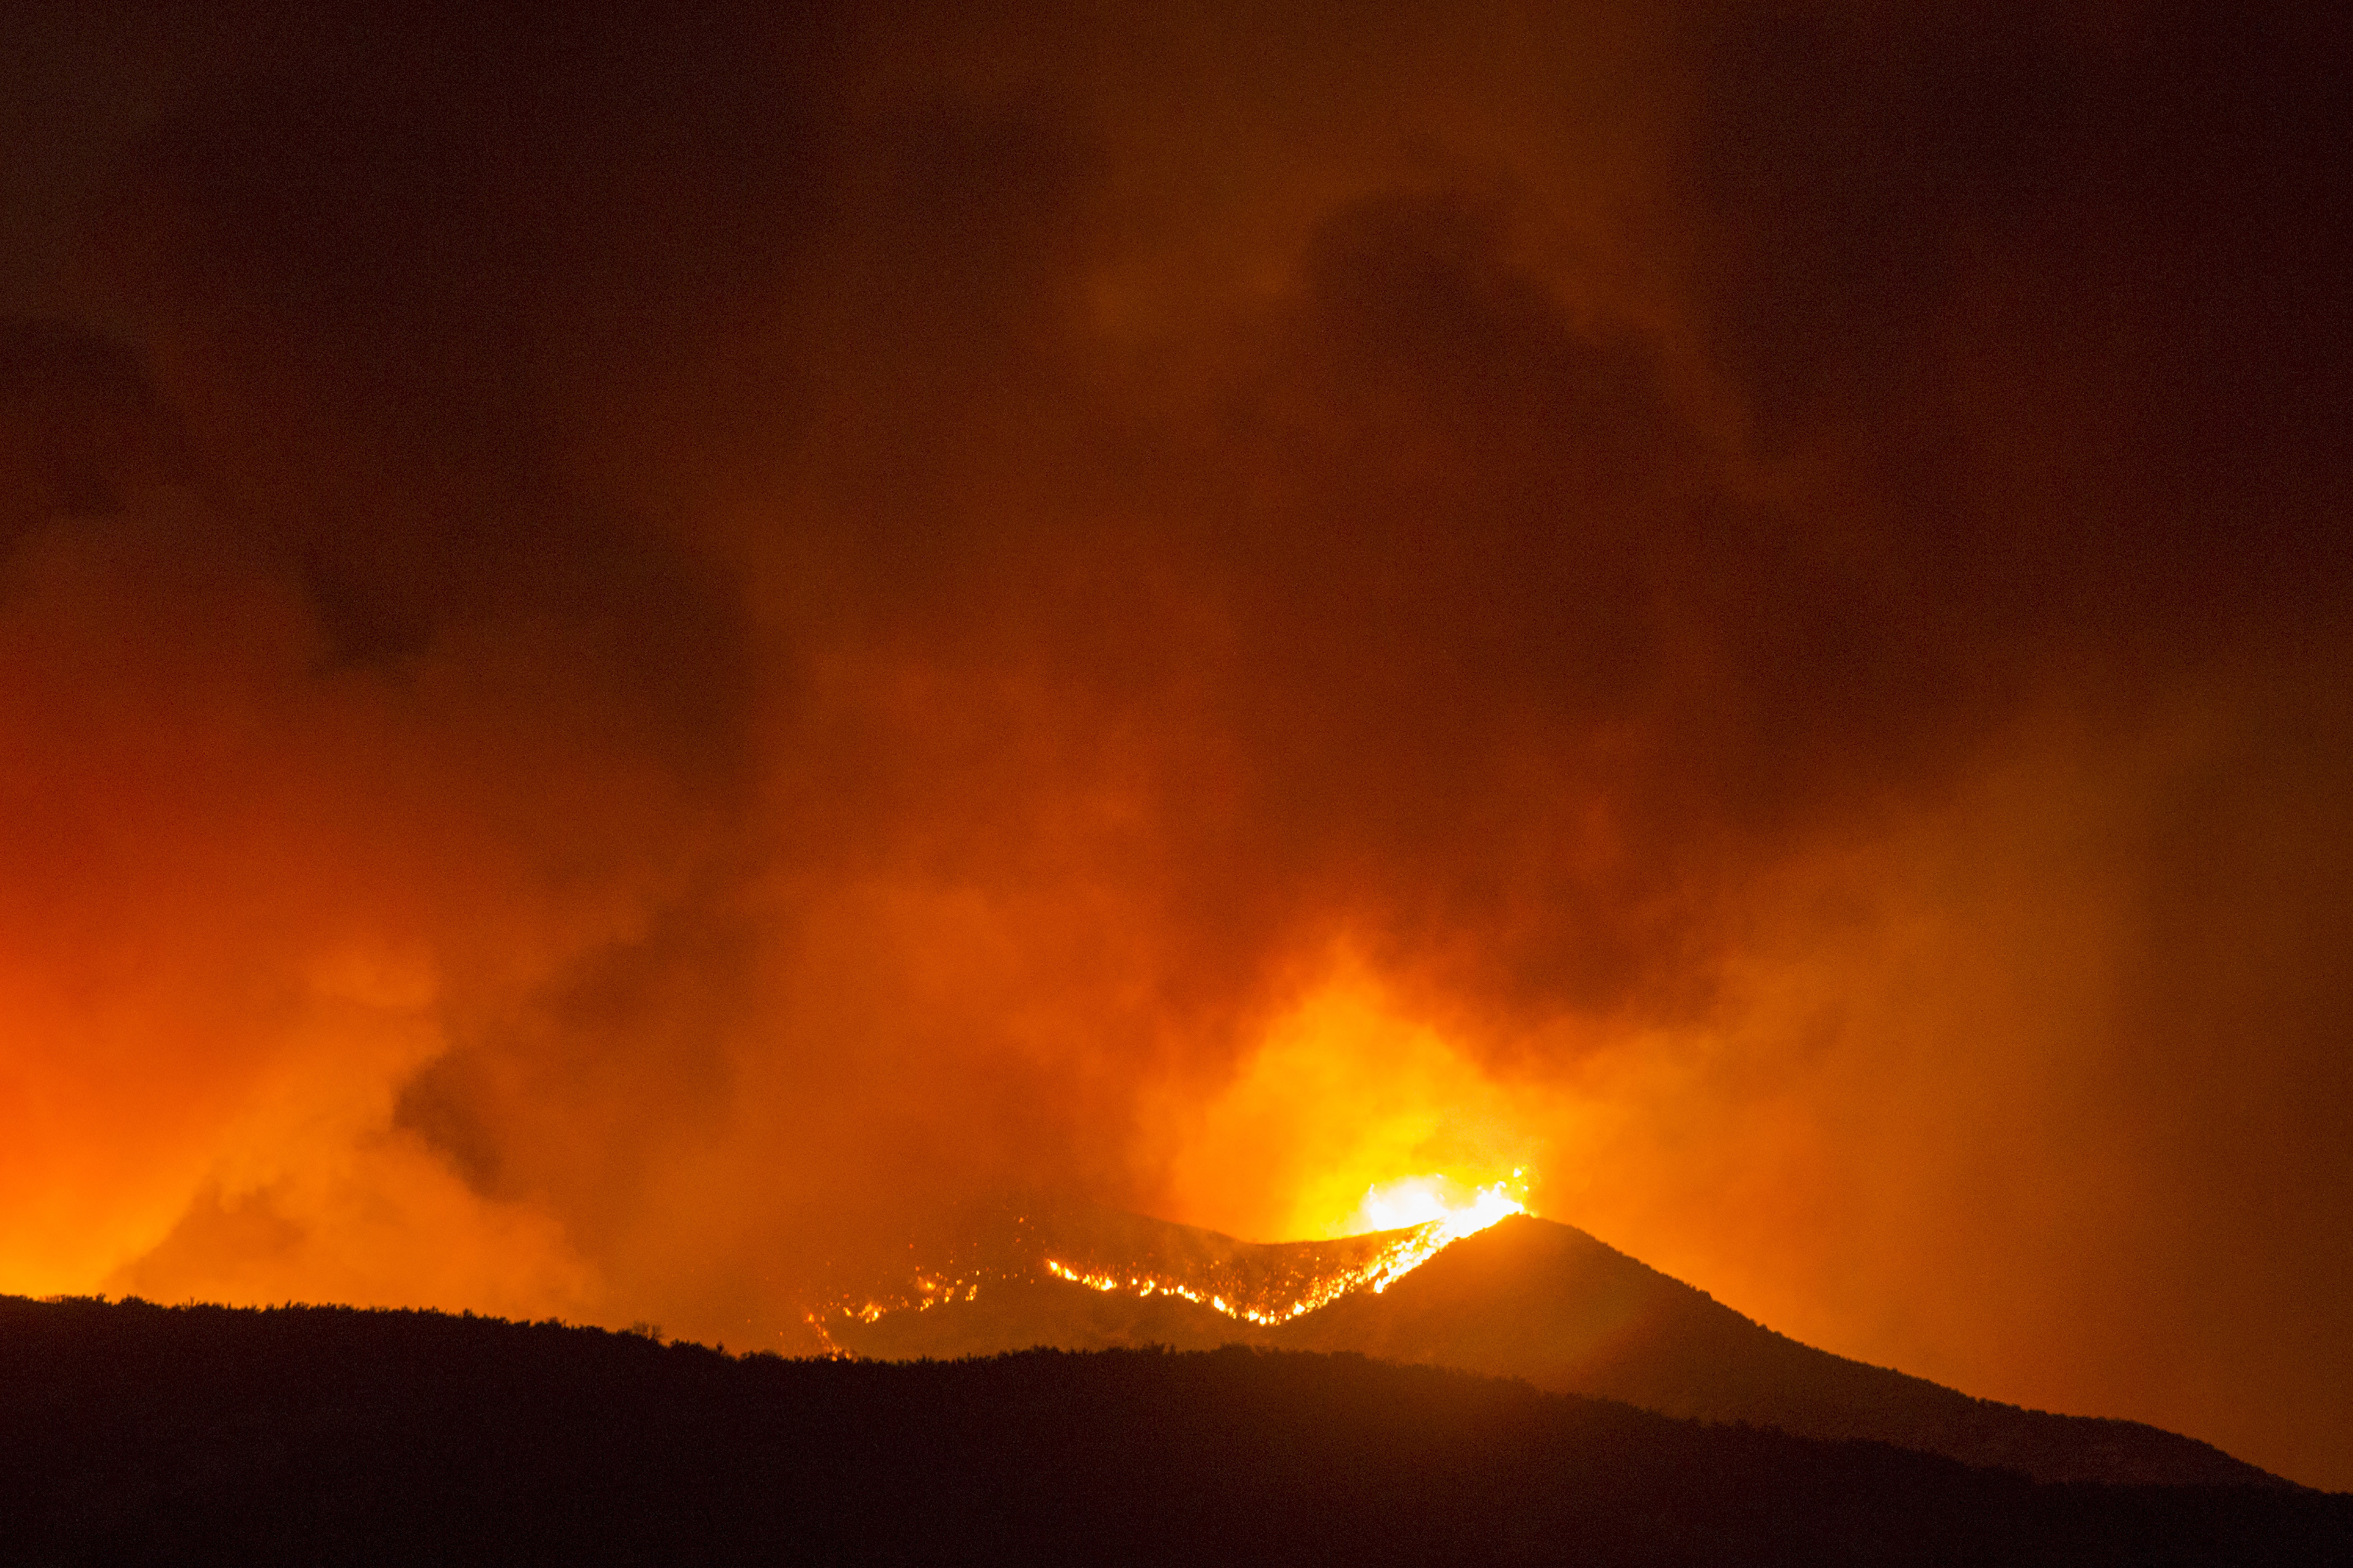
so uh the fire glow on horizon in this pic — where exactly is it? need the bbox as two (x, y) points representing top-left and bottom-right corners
(1044, 1173), (1530, 1327)
(1338, 1173), (1529, 1238)
(806, 1172), (1534, 1345)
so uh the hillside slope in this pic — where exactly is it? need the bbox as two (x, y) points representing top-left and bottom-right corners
(1, 1296), (2343, 1567)
(826, 1278), (1247, 1356)
(829, 1208), (2280, 1487)
(1273, 1216), (2276, 1488)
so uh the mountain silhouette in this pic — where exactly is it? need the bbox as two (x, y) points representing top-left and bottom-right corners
(829, 1210), (2280, 1488)
(1273, 1216), (2275, 1487)
(2, 1294), (2344, 1567)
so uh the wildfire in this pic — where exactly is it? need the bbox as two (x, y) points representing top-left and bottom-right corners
(1340, 1174), (1528, 1238)
(1044, 1174), (1527, 1326)
(813, 1174), (1532, 1350)
(912, 1275), (979, 1309)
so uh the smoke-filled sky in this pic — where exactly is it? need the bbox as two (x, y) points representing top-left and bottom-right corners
(4, 0), (2349, 1487)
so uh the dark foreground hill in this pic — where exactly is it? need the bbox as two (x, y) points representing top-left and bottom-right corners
(831, 1213), (2280, 1488)
(3, 1296), (2344, 1568)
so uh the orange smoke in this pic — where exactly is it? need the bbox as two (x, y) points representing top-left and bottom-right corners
(1, 0), (2350, 1492)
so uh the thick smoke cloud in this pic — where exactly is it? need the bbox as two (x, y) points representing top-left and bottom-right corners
(2, 0), (2348, 1484)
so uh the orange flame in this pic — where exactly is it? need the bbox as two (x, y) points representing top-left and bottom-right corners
(1043, 1172), (1528, 1325)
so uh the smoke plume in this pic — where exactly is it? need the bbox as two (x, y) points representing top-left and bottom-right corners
(3, 0), (2348, 1485)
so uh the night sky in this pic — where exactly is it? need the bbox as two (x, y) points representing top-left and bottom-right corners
(3, 2), (2348, 1488)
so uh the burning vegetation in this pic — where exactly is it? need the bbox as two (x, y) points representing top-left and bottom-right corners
(810, 1176), (1529, 1345)
(1044, 1178), (1528, 1327)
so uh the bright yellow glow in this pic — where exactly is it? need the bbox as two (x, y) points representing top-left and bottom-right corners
(1341, 1171), (1527, 1234)
(1152, 953), (1552, 1243)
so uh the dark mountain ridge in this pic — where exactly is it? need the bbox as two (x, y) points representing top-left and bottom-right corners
(829, 1212), (2280, 1488)
(1, 1294), (2343, 1567)
(1278, 1217), (2275, 1488)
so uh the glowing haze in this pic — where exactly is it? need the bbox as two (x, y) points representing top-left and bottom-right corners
(2, 0), (2349, 1488)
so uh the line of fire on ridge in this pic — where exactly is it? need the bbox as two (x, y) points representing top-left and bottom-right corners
(1041, 1183), (1527, 1326)
(805, 1181), (1528, 1348)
